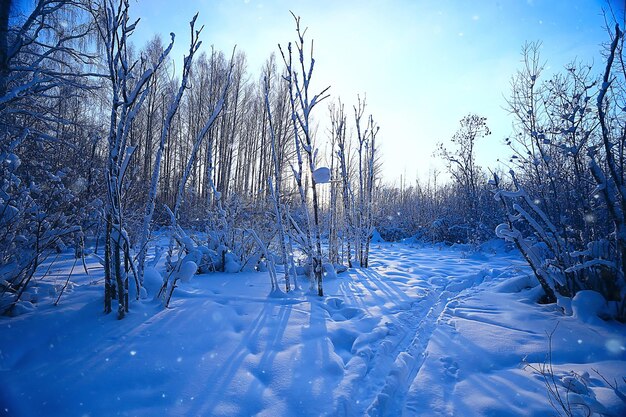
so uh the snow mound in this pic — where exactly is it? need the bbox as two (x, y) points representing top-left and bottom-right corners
(572, 290), (608, 322)
(142, 266), (163, 298)
(9, 300), (36, 315)
(371, 228), (385, 243)
(494, 273), (536, 293)
(224, 252), (240, 273)
(177, 260), (197, 283)
(312, 166), (331, 184)
(323, 262), (337, 280)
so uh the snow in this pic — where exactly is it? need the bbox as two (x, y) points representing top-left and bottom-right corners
(371, 228), (385, 243)
(142, 266), (163, 298)
(312, 166), (331, 184)
(0, 243), (624, 417)
(3, 153), (20, 172)
(224, 252), (241, 273)
(323, 262), (337, 280)
(177, 260), (198, 283)
(572, 290), (610, 323)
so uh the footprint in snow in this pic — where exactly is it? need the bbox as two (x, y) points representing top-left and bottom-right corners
(329, 328), (359, 364)
(440, 356), (459, 379)
(247, 340), (261, 355)
(331, 307), (363, 322)
(325, 297), (344, 310)
(340, 307), (361, 319)
(232, 322), (244, 333)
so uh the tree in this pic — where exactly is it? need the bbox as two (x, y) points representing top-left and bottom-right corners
(265, 63), (293, 292)
(279, 13), (330, 296)
(158, 50), (233, 304)
(588, 23), (626, 320)
(91, 0), (174, 318)
(332, 100), (355, 267)
(135, 14), (203, 288)
(353, 96), (379, 267)
(436, 114), (491, 243)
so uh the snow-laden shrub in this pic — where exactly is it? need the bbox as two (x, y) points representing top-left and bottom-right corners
(372, 176), (501, 245)
(491, 30), (626, 319)
(0, 147), (83, 315)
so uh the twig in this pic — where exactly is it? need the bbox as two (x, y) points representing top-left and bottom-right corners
(37, 252), (60, 281)
(54, 256), (78, 306)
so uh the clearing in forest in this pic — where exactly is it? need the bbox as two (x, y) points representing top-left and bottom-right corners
(1, 242), (625, 416)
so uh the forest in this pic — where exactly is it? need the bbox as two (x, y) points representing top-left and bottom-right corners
(1, 1), (625, 416)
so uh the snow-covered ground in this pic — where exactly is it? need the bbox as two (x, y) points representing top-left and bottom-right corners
(1, 242), (625, 416)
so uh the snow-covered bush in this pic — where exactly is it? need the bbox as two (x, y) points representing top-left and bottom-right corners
(493, 30), (626, 319)
(1, 0), (97, 315)
(435, 114), (497, 244)
(371, 175), (500, 245)
(0, 137), (88, 314)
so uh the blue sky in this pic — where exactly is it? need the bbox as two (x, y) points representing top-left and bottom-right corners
(12, 0), (621, 182)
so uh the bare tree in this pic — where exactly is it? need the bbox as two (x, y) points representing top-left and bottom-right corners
(91, 0), (174, 318)
(136, 14), (203, 288)
(265, 66), (293, 292)
(589, 23), (626, 320)
(333, 101), (355, 267)
(353, 96), (379, 267)
(159, 50), (233, 303)
(436, 114), (491, 243)
(279, 13), (330, 296)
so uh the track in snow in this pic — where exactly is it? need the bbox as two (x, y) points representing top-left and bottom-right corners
(329, 245), (496, 416)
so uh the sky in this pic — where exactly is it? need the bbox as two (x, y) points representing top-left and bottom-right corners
(12, 0), (623, 183)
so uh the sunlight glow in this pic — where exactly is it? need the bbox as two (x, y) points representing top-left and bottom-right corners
(127, 0), (608, 182)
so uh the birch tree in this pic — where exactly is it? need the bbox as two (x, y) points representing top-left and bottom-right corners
(91, 0), (174, 318)
(136, 14), (203, 288)
(353, 96), (379, 268)
(264, 61), (294, 292)
(279, 13), (330, 296)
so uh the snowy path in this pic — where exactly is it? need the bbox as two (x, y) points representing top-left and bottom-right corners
(1, 242), (625, 417)
(337, 245), (506, 416)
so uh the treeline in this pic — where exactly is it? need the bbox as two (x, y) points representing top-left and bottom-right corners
(374, 114), (499, 244)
